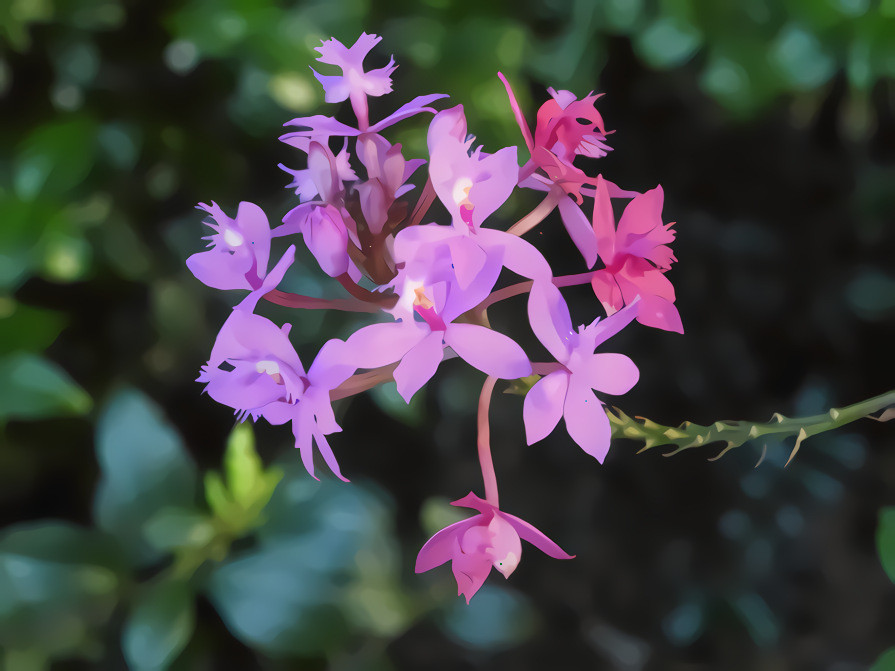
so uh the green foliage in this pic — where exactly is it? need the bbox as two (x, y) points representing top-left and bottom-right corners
(93, 388), (198, 565)
(438, 585), (536, 650)
(0, 352), (91, 421)
(872, 647), (895, 671)
(122, 580), (195, 671)
(0, 522), (124, 661)
(877, 507), (895, 584)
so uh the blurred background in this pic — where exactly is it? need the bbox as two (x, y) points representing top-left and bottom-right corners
(1, 0), (895, 669)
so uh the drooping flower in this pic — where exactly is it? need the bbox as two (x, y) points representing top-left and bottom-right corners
(524, 281), (640, 462)
(186, 201), (272, 291)
(590, 174), (683, 333)
(415, 492), (574, 603)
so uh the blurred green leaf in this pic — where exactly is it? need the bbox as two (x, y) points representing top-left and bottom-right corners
(0, 301), (65, 355)
(0, 522), (122, 658)
(208, 467), (400, 655)
(439, 584), (536, 651)
(122, 580), (194, 671)
(224, 422), (263, 507)
(0, 353), (91, 421)
(877, 507), (895, 584)
(14, 117), (98, 201)
(93, 388), (197, 565)
(871, 647), (895, 671)
(143, 508), (214, 553)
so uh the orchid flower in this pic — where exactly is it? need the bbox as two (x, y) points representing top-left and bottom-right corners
(355, 132), (426, 234)
(591, 174), (683, 333)
(197, 246), (356, 481)
(525, 281), (640, 462)
(415, 492), (573, 603)
(186, 201), (272, 291)
(345, 246), (531, 402)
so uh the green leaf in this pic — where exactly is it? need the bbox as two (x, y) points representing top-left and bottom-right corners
(143, 508), (214, 553)
(122, 580), (194, 671)
(204, 471), (232, 520)
(14, 117), (97, 201)
(0, 521), (122, 658)
(93, 388), (197, 565)
(224, 422), (263, 508)
(876, 507), (895, 584)
(0, 353), (91, 421)
(871, 647), (895, 671)
(0, 300), (66, 355)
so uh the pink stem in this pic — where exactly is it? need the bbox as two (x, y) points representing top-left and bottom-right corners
(263, 289), (381, 313)
(335, 273), (398, 308)
(477, 375), (500, 507)
(408, 177), (437, 228)
(507, 187), (563, 236)
(476, 271), (597, 311)
(330, 363), (399, 401)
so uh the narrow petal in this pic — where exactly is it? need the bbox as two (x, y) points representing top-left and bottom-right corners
(394, 331), (444, 402)
(501, 512), (575, 560)
(527, 281), (573, 363)
(588, 297), (640, 349)
(615, 185), (664, 238)
(558, 196), (598, 268)
(563, 376), (612, 462)
(447, 236), (487, 290)
(590, 269), (624, 315)
(445, 323), (531, 379)
(313, 430), (348, 482)
(369, 94), (450, 133)
(635, 295), (684, 333)
(186, 250), (252, 291)
(309, 68), (351, 103)
(308, 338), (356, 389)
(415, 518), (481, 572)
(578, 353), (639, 396)
(592, 174), (617, 264)
(522, 370), (569, 444)
(476, 228), (552, 281)
(497, 72), (534, 152)
(281, 115), (360, 136)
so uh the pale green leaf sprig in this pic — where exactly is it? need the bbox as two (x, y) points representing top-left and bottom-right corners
(607, 389), (895, 465)
(169, 423), (283, 580)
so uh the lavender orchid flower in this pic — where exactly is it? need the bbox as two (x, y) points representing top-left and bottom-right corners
(524, 281), (640, 462)
(186, 201), (272, 291)
(415, 492), (574, 603)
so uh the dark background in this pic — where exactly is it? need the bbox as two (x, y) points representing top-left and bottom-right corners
(1, 0), (894, 669)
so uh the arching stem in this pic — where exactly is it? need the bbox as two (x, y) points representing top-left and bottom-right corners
(478, 375), (500, 507)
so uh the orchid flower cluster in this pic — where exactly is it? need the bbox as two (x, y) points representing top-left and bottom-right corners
(187, 34), (683, 604)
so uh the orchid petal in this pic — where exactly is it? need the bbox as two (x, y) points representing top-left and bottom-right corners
(445, 323), (531, 379)
(523, 370), (569, 444)
(563, 376), (612, 462)
(415, 517), (482, 572)
(501, 512), (575, 560)
(578, 353), (639, 396)
(527, 281), (573, 363)
(345, 322), (428, 369)
(394, 331), (444, 402)
(558, 196), (598, 268)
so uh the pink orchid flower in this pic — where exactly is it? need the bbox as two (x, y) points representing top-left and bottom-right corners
(186, 201), (272, 291)
(590, 174), (683, 333)
(415, 492), (574, 604)
(498, 73), (611, 206)
(278, 136), (357, 204)
(524, 281), (640, 462)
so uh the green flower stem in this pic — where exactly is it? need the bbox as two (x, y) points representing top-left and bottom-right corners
(608, 389), (895, 463)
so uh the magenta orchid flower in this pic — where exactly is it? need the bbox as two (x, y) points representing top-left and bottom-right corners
(524, 281), (640, 462)
(186, 201), (272, 291)
(590, 174), (683, 333)
(415, 492), (574, 603)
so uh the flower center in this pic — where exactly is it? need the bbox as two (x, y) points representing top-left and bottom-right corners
(255, 360), (284, 385)
(223, 227), (244, 248)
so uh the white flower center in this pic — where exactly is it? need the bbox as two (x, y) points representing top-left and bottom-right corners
(451, 177), (473, 206)
(256, 360), (283, 384)
(223, 228), (244, 248)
